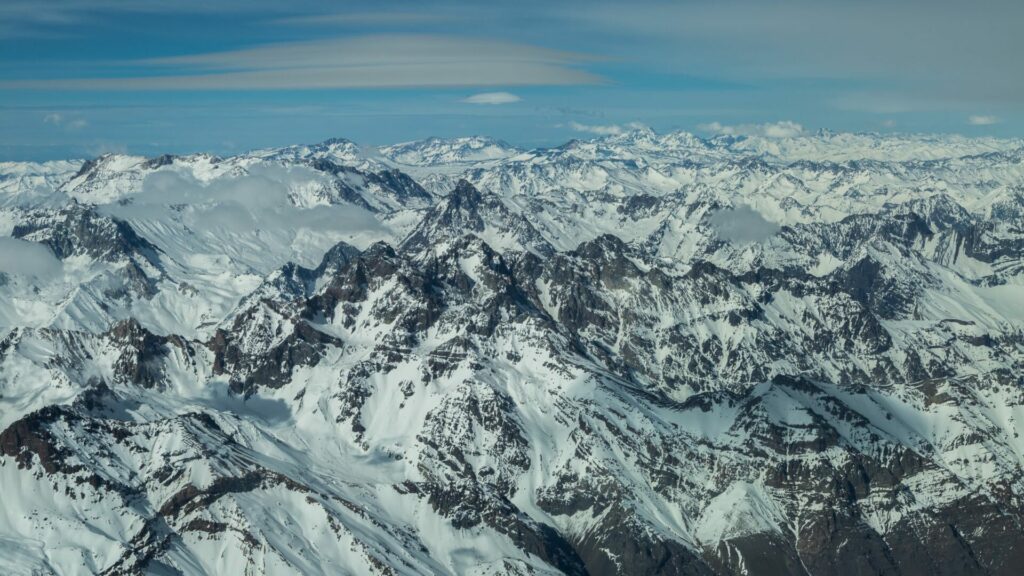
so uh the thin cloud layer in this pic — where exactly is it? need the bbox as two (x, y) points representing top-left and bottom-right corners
(576, 0), (1024, 106)
(274, 12), (448, 26)
(3, 35), (604, 91)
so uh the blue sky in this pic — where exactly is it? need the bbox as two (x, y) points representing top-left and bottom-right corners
(2, 0), (1021, 160)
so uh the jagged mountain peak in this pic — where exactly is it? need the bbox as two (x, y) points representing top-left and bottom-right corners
(254, 137), (365, 165)
(313, 240), (362, 276)
(2, 129), (1024, 575)
(380, 136), (521, 166)
(571, 232), (634, 259)
(400, 179), (555, 258)
(446, 177), (484, 204)
(13, 202), (161, 264)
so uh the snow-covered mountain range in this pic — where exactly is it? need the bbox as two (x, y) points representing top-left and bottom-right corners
(1, 128), (1023, 575)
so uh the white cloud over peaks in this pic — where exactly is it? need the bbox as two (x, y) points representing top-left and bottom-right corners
(461, 92), (521, 105)
(568, 121), (647, 136)
(968, 115), (999, 125)
(699, 121), (805, 138)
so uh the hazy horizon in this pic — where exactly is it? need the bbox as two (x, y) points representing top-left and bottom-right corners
(2, 0), (1022, 161)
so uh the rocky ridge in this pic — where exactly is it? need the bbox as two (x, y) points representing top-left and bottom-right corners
(0, 129), (1023, 575)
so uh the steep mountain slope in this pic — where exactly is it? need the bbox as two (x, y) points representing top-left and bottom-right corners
(1, 130), (1023, 575)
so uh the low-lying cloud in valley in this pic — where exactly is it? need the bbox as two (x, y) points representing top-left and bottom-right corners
(708, 204), (781, 243)
(0, 237), (63, 280)
(103, 165), (384, 237)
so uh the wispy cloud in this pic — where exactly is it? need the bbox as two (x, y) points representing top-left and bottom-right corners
(42, 112), (88, 130)
(0, 0), (283, 37)
(968, 115), (999, 126)
(461, 92), (522, 105)
(0, 1), (85, 37)
(698, 121), (805, 138)
(2, 35), (604, 91)
(567, 121), (647, 136)
(574, 0), (1024, 105)
(274, 12), (448, 27)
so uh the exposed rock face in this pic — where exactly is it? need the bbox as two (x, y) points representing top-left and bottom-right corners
(13, 203), (164, 298)
(1, 130), (1024, 575)
(401, 179), (556, 257)
(13, 204), (160, 263)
